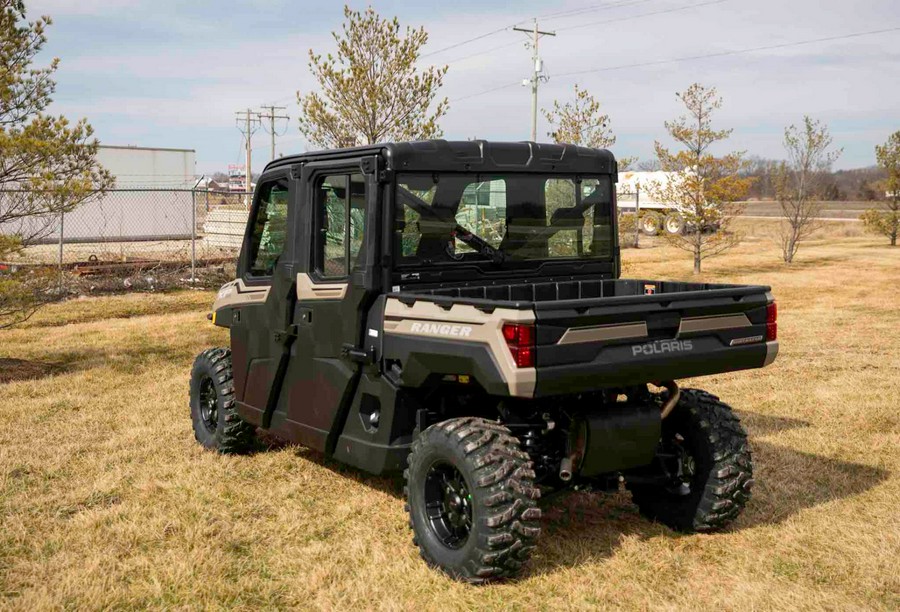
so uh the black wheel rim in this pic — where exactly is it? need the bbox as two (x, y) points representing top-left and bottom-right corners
(423, 461), (472, 549)
(658, 432), (697, 496)
(198, 376), (218, 434)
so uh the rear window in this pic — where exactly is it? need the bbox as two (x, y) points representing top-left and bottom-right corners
(395, 173), (614, 265)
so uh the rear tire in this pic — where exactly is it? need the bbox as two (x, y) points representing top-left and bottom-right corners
(627, 389), (753, 532)
(189, 348), (256, 454)
(664, 212), (685, 235)
(405, 417), (541, 583)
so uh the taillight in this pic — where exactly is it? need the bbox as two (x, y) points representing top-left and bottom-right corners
(502, 323), (535, 368)
(766, 301), (777, 341)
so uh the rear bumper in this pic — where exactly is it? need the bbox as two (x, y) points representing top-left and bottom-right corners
(535, 339), (777, 397)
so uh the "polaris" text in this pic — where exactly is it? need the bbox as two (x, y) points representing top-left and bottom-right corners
(410, 322), (473, 338)
(631, 339), (693, 356)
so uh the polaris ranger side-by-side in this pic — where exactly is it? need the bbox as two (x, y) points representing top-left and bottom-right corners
(189, 141), (777, 583)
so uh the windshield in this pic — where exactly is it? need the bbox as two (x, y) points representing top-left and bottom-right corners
(395, 173), (614, 267)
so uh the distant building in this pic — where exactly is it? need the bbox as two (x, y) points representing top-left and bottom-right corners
(97, 145), (196, 189)
(228, 164), (248, 192)
(41, 145), (199, 244)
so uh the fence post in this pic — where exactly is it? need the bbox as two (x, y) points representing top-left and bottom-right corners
(191, 188), (197, 283)
(57, 208), (64, 293)
(634, 184), (641, 249)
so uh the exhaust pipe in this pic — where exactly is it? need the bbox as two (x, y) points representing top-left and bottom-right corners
(659, 381), (680, 419)
(559, 457), (573, 482)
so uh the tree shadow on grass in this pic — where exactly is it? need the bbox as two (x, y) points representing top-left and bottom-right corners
(0, 357), (70, 384)
(0, 340), (204, 385)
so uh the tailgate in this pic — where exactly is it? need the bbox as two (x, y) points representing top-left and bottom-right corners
(533, 280), (777, 397)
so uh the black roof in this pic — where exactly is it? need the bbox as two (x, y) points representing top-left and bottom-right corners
(265, 140), (616, 175)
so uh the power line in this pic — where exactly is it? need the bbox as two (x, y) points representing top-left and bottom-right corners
(444, 40), (523, 66)
(450, 80), (521, 103)
(440, 2), (691, 70)
(556, 0), (730, 32)
(420, 25), (514, 59)
(537, 0), (658, 22)
(555, 25), (900, 78)
(449, 25), (900, 104)
(252, 4), (661, 119)
(258, 105), (290, 162)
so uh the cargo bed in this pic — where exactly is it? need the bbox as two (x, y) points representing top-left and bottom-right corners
(389, 278), (777, 397)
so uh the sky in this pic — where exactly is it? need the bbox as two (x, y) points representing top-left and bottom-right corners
(27, 0), (900, 178)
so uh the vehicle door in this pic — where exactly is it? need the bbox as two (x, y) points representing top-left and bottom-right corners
(229, 169), (299, 426)
(267, 159), (381, 453)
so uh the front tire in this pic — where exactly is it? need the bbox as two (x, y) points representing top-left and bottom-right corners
(627, 389), (753, 532)
(405, 417), (541, 583)
(640, 211), (662, 235)
(189, 348), (256, 454)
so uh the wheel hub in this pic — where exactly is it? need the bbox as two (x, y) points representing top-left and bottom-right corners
(423, 462), (472, 549)
(660, 433), (696, 496)
(198, 376), (218, 433)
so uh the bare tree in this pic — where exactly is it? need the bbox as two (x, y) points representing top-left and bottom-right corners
(861, 130), (900, 246)
(0, 1), (112, 328)
(774, 117), (842, 263)
(649, 83), (753, 274)
(297, 6), (448, 148)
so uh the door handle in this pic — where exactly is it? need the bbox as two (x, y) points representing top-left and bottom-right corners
(342, 343), (375, 364)
(273, 325), (298, 344)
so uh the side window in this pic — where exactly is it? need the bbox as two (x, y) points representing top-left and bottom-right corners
(316, 172), (366, 278)
(545, 178), (582, 257)
(247, 179), (289, 277)
(395, 177), (437, 258)
(544, 177), (613, 258)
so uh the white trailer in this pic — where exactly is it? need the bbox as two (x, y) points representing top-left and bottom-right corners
(616, 171), (686, 235)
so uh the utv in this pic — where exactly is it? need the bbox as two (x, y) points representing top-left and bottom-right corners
(190, 140), (777, 583)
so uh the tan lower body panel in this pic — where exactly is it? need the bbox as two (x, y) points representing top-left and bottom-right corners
(297, 273), (348, 301)
(213, 279), (270, 311)
(384, 298), (536, 398)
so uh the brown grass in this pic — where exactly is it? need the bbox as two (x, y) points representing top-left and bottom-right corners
(1, 223), (898, 610)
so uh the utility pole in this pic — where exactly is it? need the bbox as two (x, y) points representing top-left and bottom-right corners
(235, 109), (260, 202)
(514, 19), (556, 142)
(258, 105), (289, 162)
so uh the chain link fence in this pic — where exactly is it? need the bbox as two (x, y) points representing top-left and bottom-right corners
(1, 188), (253, 291)
(2, 183), (649, 292)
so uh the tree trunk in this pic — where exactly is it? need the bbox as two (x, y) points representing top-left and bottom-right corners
(785, 236), (796, 263)
(693, 247), (701, 274)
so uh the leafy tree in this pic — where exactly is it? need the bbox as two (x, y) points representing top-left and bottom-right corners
(648, 83), (752, 274)
(774, 117), (841, 263)
(861, 131), (900, 246)
(543, 84), (634, 169)
(0, 0), (112, 328)
(297, 6), (448, 149)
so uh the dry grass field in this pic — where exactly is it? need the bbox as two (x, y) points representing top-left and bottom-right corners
(741, 200), (873, 219)
(1, 220), (898, 610)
